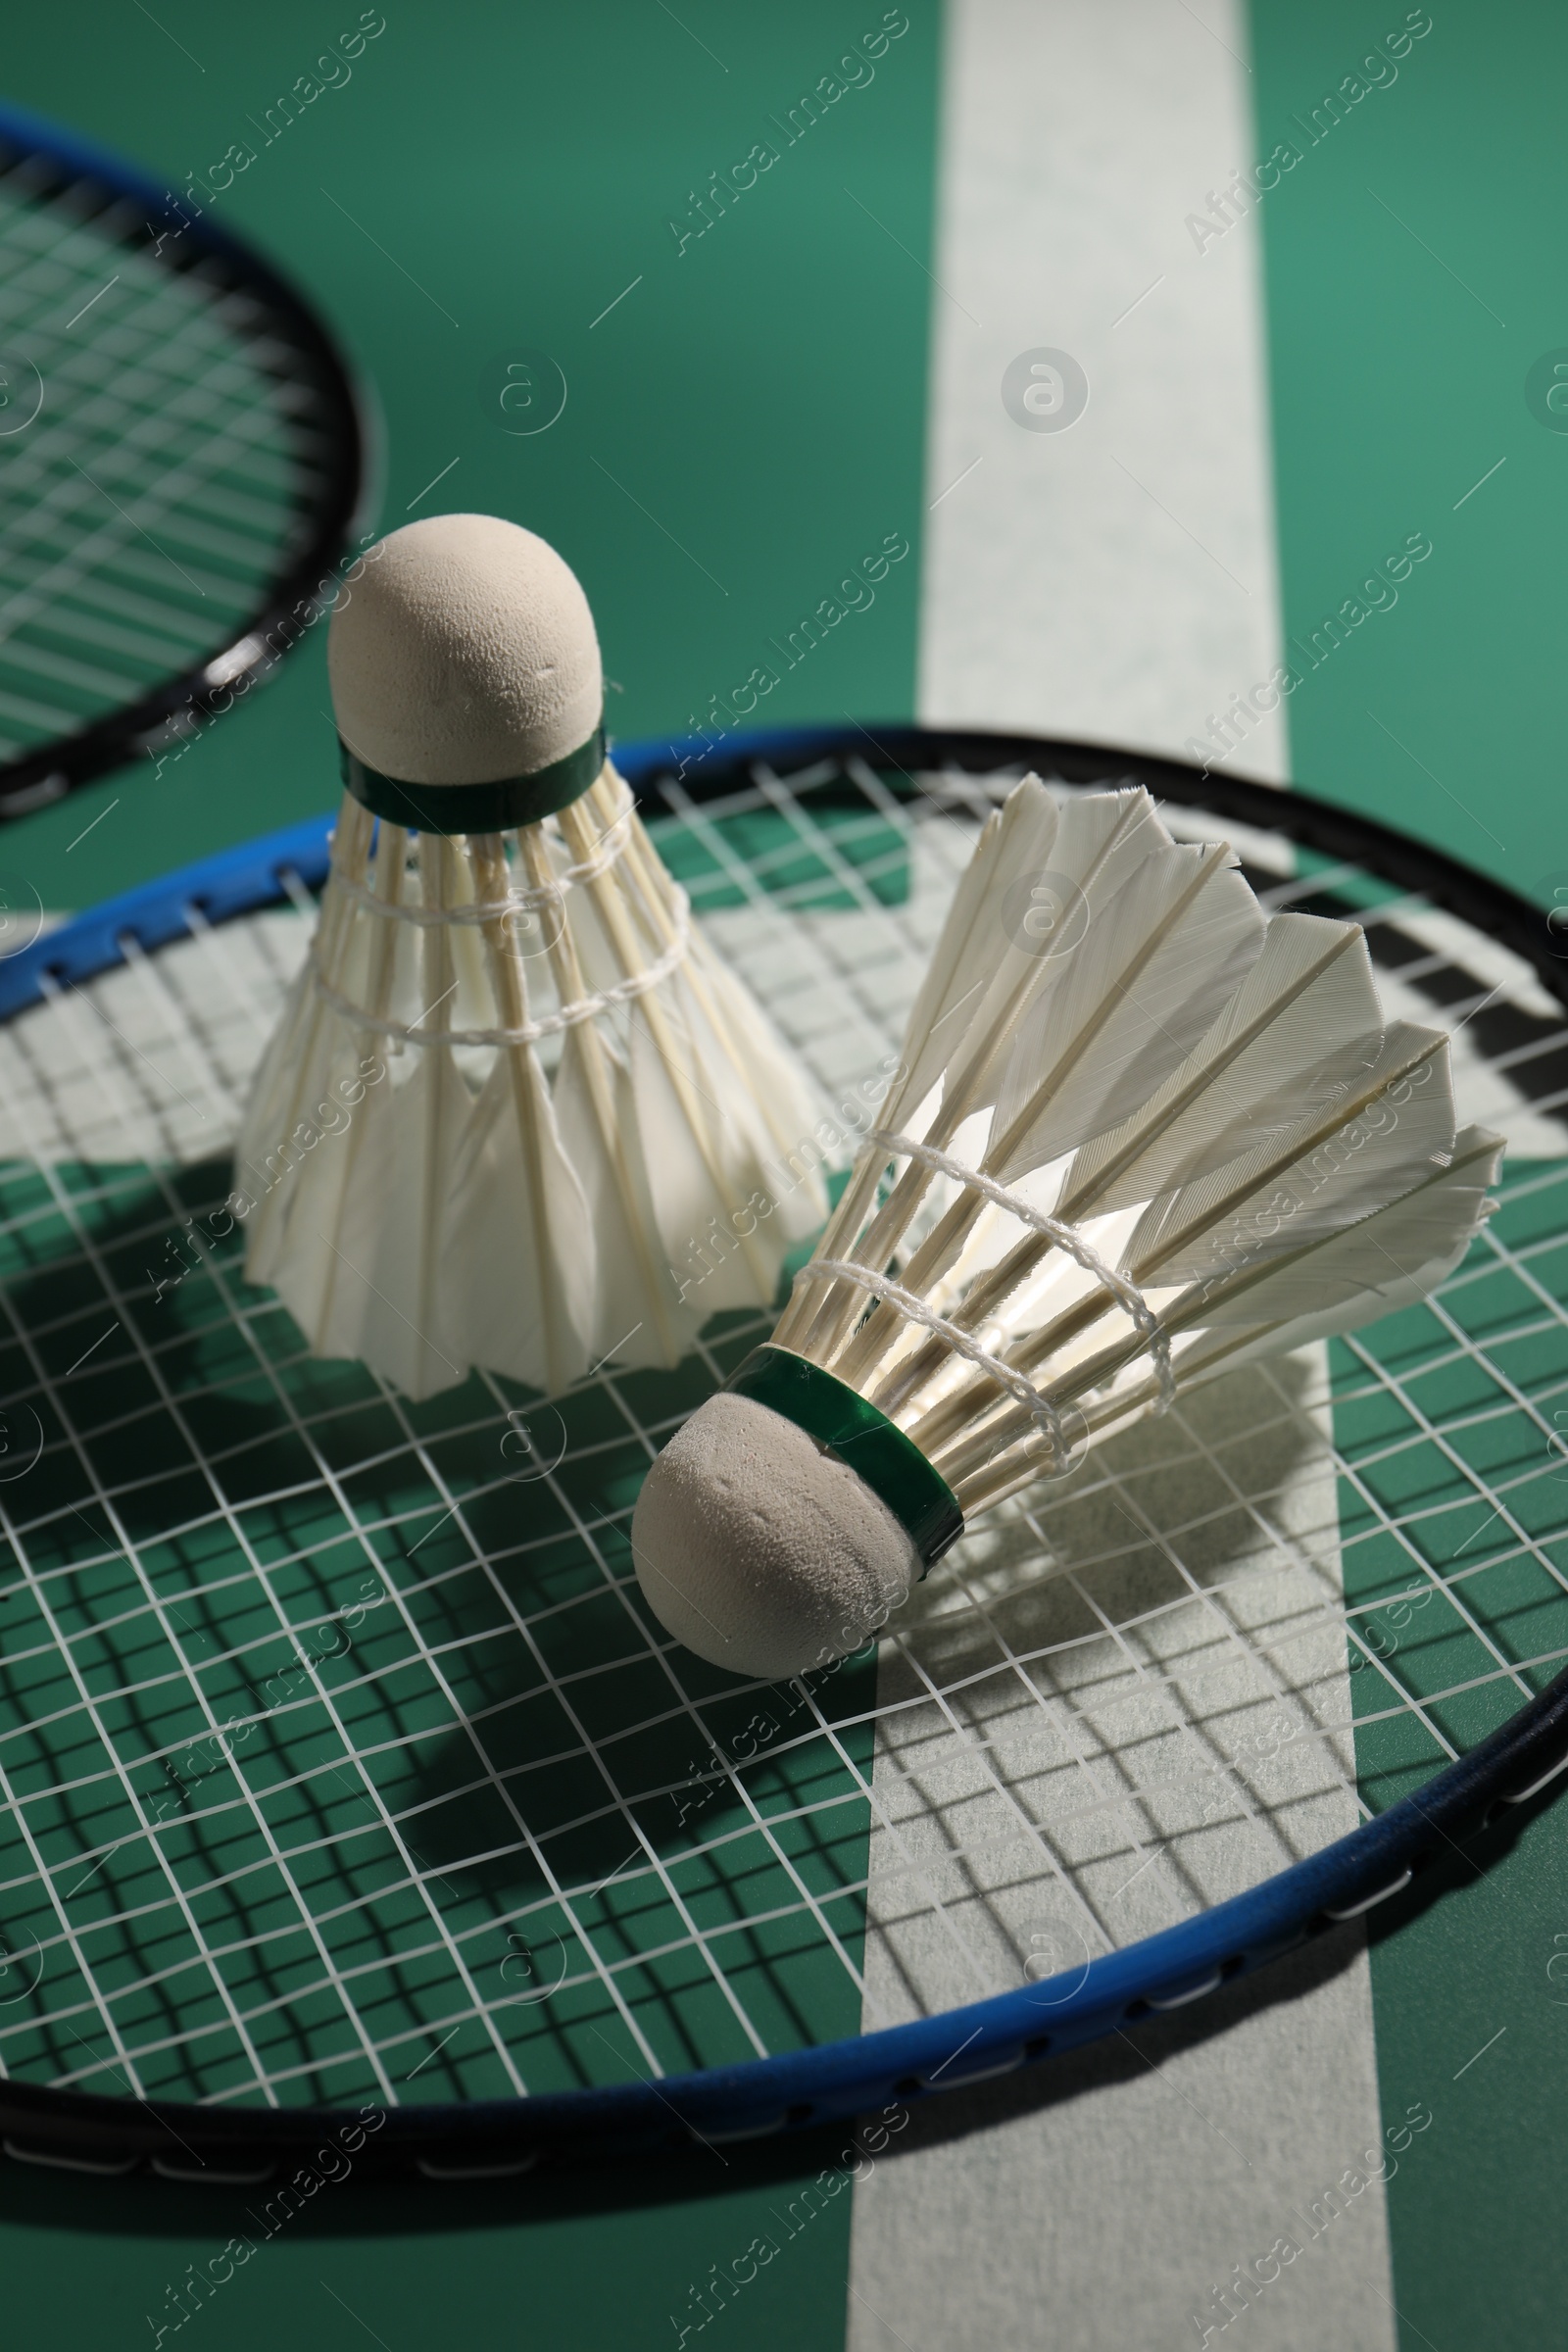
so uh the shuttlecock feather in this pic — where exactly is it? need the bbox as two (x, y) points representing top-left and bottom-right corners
(631, 777), (1503, 1680)
(236, 514), (827, 1399)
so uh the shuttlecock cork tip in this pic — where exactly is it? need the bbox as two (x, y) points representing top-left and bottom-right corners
(328, 513), (602, 790)
(632, 1392), (921, 1681)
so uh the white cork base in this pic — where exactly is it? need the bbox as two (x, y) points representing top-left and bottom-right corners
(631, 1392), (920, 1680)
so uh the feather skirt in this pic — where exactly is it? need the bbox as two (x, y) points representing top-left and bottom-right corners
(236, 767), (828, 1399)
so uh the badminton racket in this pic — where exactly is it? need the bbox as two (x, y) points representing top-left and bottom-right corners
(0, 99), (367, 824)
(0, 721), (1562, 2183)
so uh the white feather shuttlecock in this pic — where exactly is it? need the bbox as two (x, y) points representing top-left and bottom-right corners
(235, 513), (826, 1398)
(631, 776), (1503, 1680)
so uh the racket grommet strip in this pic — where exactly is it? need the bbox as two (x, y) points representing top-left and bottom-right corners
(921, 2049), (1027, 2089)
(4, 2137), (139, 2176)
(1502, 1749), (1568, 1805)
(1146, 1969), (1226, 2011)
(415, 2150), (541, 2181)
(150, 2155), (277, 2186)
(701, 2113), (792, 2144)
(1322, 1869), (1414, 1923)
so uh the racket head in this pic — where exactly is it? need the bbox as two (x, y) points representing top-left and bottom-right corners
(0, 99), (368, 819)
(0, 723), (1564, 2180)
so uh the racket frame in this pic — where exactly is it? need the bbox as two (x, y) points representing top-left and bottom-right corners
(1, 721), (1565, 2179)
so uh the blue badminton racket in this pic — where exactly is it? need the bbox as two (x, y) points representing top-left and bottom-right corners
(0, 723), (1562, 2182)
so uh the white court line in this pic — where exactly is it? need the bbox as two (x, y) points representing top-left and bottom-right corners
(851, 8), (1395, 2350)
(916, 0), (1290, 786)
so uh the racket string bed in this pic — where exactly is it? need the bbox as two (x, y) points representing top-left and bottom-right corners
(871, 1388), (1359, 1986)
(1111, 1370), (1388, 1815)
(7, 971), (537, 2103)
(0, 735), (1564, 2166)
(1335, 1250), (1568, 1693)
(0, 1091), (416, 2106)
(867, 1598), (1143, 1986)
(384, 1389), (781, 2082)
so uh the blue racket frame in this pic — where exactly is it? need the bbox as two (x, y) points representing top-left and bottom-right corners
(1, 721), (1566, 2181)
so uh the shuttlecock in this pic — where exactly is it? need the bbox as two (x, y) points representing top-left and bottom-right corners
(632, 776), (1503, 1680)
(235, 513), (827, 1398)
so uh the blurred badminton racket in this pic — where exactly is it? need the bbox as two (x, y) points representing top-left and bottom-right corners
(0, 99), (366, 826)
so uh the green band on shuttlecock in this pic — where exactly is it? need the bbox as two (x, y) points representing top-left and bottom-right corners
(338, 727), (606, 835)
(724, 1345), (963, 1574)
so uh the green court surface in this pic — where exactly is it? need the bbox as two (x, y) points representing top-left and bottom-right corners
(1250, 9), (1568, 2340)
(0, 4), (1565, 2348)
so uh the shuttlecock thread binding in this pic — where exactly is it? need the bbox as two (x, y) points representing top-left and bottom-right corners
(303, 898), (694, 1051)
(869, 1129), (1175, 1410)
